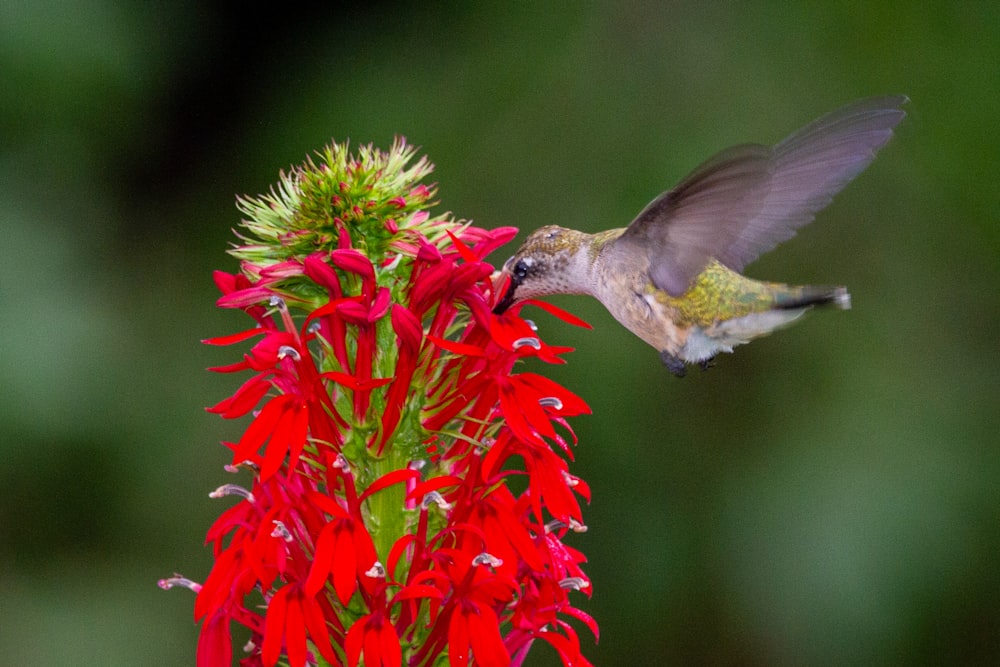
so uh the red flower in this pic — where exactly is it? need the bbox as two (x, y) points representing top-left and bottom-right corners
(345, 610), (402, 667)
(164, 140), (596, 667)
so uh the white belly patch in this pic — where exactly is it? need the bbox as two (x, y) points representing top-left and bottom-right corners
(680, 309), (808, 362)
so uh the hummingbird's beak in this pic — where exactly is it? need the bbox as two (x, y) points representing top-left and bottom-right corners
(492, 271), (518, 315)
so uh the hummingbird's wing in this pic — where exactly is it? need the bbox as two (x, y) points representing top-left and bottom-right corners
(617, 96), (908, 296)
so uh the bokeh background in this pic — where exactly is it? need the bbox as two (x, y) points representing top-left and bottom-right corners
(2, 2), (998, 665)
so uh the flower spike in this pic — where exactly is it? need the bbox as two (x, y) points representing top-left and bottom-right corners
(164, 138), (595, 667)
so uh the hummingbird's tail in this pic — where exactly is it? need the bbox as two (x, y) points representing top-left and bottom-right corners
(773, 285), (851, 311)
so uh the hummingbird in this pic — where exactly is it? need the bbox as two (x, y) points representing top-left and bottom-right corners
(493, 96), (907, 376)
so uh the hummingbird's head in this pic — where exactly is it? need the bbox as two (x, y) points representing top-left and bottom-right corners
(492, 225), (590, 314)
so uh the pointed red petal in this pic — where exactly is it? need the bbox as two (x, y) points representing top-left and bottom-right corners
(196, 613), (232, 667)
(426, 335), (485, 357)
(378, 621), (402, 667)
(344, 616), (365, 667)
(331, 248), (375, 281)
(406, 476), (463, 504)
(390, 584), (445, 605)
(359, 469), (420, 503)
(206, 375), (270, 418)
(305, 523), (336, 596)
(262, 585), (289, 667)
(260, 399), (299, 481)
(390, 304), (423, 350)
(333, 527), (358, 606)
(446, 229), (478, 264)
(467, 606), (509, 667)
(203, 327), (268, 345)
(301, 593), (339, 665)
(305, 491), (351, 521)
(523, 299), (592, 328)
(448, 611), (471, 667)
(284, 593), (308, 667)
(232, 395), (286, 464)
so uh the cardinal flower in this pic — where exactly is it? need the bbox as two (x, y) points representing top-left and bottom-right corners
(161, 139), (596, 667)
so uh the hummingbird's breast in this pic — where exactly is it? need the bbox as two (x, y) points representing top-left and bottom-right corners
(591, 249), (691, 355)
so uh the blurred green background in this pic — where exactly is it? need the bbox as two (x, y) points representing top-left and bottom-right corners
(2, 2), (998, 665)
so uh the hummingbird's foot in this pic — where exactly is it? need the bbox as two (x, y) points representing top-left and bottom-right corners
(660, 350), (687, 378)
(699, 357), (716, 372)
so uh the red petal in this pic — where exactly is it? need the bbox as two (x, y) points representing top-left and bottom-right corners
(351, 522), (379, 597)
(285, 593), (307, 667)
(331, 248), (375, 281)
(467, 606), (508, 667)
(206, 374), (269, 418)
(304, 523), (336, 596)
(523, 299), (592, 328)
(386, 534), (417, 578)
(196, 613), (232, 667)
(305, 492), (351, 520)
(217, 285), (274, 309)
(333, 527), (358, 606)
(426, 335), (485, 357)
(262, 585), (289, 667)
(447, 610), (471, 667)
(501, 379), (555, 442)
(259, 398), (300, 481)
(532, 452), (581, 522)
(359, 469), (420, 503)
(406, 476), (463, 504)
(344, 616), (365, 667)
(446, 229), (478, 264)
(307, 295), (362, 322)
(336, 300), (369, 323)
(517, 373), (591, 416)
(212, 270), (238, 295)
(390, 584), (445, 605)
(467, 225), (518, 258)
(301, 593), (338, 665)
(368, 287), (391, 322)
(480, 431), (511, 481)
(322, 371), (393, 391)
(562, 605), (600, 642)
(416, 240), (442, 262)
(203, 327), (268, 346)
(303, 253), (343, 294)
(206, 359), (252, 374)
(492, 499), (545, 571)
(536, 634), (576, 667)
(390, 304), (423, 350)
(232, 395), (286, 464)
(378, 621), (402, 667)
(285, 402), (309, 471)
(363, 620), (384, 667)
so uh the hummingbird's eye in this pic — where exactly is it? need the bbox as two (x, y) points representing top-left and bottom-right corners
(512, 259), (530, 281)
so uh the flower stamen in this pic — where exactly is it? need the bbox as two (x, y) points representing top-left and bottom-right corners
(209, 484), (255, 503)
(512, 336), (541, 350)
(421, 491), (452, 511)
(270, 520), (293, 542)
(471, 552), (503, 568)
(158, 575), (202, 592)
(559, 577), (590, 591)
(365, 561), (387, 578)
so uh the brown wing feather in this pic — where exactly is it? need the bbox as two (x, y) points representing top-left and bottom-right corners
(616, 96), (908, 296)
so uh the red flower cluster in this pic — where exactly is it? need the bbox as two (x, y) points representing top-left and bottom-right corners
(161, 141), (596, 667)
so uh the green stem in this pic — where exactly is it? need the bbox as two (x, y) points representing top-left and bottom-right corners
(367, 446), (409, 568)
